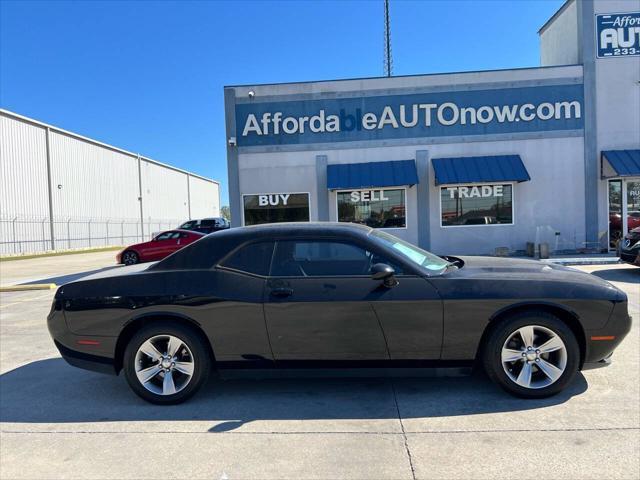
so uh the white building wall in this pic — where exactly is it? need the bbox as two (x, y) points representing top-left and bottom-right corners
(188, 175), (220, 219)
(140, 160), (190, 225)
(48, 131), (142, 249)
(238, 135), (585, 255)
(233, 64), (586, 254)
(426, 136), (586, 255)
(540, 0), (579, 66)
(0, 110), (220, 254)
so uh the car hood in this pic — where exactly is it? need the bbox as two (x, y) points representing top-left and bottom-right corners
(449, 256), (619, 290)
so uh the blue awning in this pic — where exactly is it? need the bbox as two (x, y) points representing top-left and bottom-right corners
(327, 160), (419, 190)
(602, 150), (640, 178)
(432, 155), (531, 185)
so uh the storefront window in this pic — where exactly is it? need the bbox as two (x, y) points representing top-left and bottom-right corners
(337, 188), (406, 228)
(243, 193), (310, 226)
(626, 180), (640, 234)
(441, 184), (513, 226)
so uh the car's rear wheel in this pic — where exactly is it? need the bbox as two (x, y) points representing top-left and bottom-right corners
(123, 322), (210, 404)
(482, 311), (580, 398)
(121, 250), (139, 265)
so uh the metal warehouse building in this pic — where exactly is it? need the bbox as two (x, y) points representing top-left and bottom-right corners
(224, 0), (639, 255)
(0, 109), (220, 255)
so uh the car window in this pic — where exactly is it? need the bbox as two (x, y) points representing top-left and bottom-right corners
(220, 241), (275, 276)
(180, 221), (198, 229)
(370, 230), (449, 272)
(155, 232), (179, 241)
(201, 219), (217, 227)
(271, 240), (401, 277)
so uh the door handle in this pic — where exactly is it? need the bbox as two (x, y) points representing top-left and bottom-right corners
(270, 287), (293, 298)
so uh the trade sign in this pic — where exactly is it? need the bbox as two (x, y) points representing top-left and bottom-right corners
(445, 185), (504, 199)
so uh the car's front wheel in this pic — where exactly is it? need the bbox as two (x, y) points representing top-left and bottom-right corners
(121, 250), (139, 265)
(123, 322), (210, 404)
(482, 311), (580, 398)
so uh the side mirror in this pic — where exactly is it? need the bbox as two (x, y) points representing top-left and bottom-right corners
(371, 263), (398, 287)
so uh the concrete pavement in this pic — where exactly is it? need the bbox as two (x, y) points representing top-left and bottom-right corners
(0, 253), (638, 479)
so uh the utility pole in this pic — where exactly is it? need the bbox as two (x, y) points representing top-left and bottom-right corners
(384, 0), (393, 77)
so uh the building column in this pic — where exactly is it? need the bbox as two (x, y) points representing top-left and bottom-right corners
(315, 155), (329, 221)
(225, 89), (241, 227)
(578, 0), (599, 248)
(416, 150), (430, 250)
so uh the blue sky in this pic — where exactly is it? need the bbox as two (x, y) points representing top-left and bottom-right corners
(0, 0), (564, 205)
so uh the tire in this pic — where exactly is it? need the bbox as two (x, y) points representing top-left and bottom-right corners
(121, 250), (139, 265)
(482, 311), (580, 398)
(123, 322), (211, 405)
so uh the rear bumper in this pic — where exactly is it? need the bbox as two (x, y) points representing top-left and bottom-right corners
(48, 303), (118, 375)
(54, 340), (117, 375)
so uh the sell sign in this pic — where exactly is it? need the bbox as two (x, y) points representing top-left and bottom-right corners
(349, 190), (390, 203)
(596, 12), (640, 58)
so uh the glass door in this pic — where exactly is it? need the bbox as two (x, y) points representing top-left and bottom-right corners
(608, 180), (622, 249)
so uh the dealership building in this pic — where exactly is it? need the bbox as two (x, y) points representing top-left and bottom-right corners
(0, 109), (220, 255)
(224, 0), (639, 255)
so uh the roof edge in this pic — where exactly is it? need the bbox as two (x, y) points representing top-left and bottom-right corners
(0, 108), (219, 185)
(224, 64), (582, 90)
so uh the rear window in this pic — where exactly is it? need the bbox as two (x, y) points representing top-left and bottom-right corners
(152, 233), (237, 271)
(220, 242), (275, 276)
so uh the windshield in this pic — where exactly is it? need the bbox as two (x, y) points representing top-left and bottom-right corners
(369, 229), (450, 272)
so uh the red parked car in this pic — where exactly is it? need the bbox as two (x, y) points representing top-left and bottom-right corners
(116, 229), (205, 265)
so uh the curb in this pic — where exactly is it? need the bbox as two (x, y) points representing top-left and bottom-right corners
(0, 246), (122, 262)
(0, 283), (57, 292)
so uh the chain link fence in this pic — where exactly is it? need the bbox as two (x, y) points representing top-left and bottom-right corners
(0, 215), (183, 255)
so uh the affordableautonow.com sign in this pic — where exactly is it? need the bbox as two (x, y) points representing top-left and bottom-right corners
(235, 83), (584, 147)
(596, 12), (640, 58)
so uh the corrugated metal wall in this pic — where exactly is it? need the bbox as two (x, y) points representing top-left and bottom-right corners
(140, 160), (190, 221)
(189, 175), (220, 219)
(0, 110), (220, 254)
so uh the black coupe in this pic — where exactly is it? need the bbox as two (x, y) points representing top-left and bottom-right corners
(48, 223), (631, 404)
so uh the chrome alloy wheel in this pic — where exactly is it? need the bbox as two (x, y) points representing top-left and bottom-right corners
(134, 335), (195, 396)
(501, 325), (568, 389)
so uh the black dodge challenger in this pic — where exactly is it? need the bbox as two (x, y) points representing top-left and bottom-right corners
(48, 223), (632, 404)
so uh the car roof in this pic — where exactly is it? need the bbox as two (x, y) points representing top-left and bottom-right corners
(157, 229), (205, 236)
(225, 222), (372, 237)
(152, 222), (373, 271)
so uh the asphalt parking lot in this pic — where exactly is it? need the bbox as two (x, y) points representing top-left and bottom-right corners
(0, 253), (638, 479)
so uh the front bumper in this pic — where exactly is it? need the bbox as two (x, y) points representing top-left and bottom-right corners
(583, 301), (632, 366)
(619, 248), (640, 266)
